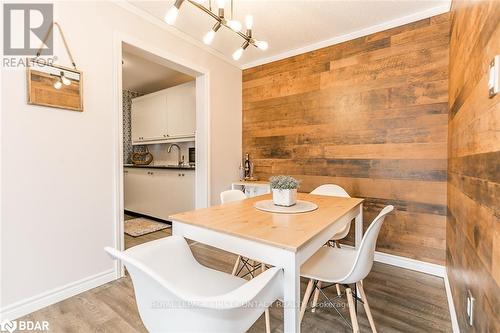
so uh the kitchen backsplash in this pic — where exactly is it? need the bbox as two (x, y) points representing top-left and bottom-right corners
(123, 90), (144, 164)
(123, 90), (194, 165)
(147, 142), (194, 166)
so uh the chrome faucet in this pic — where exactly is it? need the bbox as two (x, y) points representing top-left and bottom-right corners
(167, 144), (183, 166)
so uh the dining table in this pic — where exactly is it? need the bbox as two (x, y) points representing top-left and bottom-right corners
(169, 192), (364, 333)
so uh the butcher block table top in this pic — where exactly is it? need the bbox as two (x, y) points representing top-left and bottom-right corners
(169, 193), (364, 252)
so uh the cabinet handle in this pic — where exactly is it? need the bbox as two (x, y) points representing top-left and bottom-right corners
(182, 173), (185, 176)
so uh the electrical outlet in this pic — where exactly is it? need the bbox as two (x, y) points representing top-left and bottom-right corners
(466, 289), (475, 326)
(488, 55), (499, 97)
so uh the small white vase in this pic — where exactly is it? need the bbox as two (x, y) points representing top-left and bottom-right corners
(272, 189), (297, 207)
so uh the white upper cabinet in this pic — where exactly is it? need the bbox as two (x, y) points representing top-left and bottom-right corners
(166, 81), (196, 139)
(131, 93), (168, 142)
(131, 81), (195, 144)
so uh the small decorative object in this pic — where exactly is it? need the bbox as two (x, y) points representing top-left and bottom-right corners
(270, 175), (300, 207)
(132, 146), (153, 165)
(243, 153), (258, 181)
(27, 23), (83, 111)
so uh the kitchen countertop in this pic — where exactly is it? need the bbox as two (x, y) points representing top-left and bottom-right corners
(124, 164), (195, 170)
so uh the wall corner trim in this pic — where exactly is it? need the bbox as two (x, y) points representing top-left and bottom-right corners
(0, 269), (116, 321)
(444, 271), (461, 333)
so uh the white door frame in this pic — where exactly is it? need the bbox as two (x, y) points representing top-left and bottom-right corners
(112, 32), (211, 278)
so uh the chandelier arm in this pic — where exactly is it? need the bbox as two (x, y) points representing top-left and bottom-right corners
(187, 0), (253, 43)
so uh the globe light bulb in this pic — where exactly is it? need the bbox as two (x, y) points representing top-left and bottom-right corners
(232, 47), (244, 61)
(203, 30), (215, 45)
(217, 0), (225, 9)
(53, 80), (62, 90)
(227, 20), (242, 32)
(254, 40), (268, 51)
(165, 6), (179, 25)
(61, 74), (71, 86)
(245, 15), (253, 30)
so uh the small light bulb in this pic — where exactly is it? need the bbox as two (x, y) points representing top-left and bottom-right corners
(165, 6), (179, 25)
(245, 15), (253, 30)
(203, 30), (215, 45)
(254, 40), (268, 51)
(61, 76), (71, 86)
(227, 20), (242, 32)
(54, 80), (62, 89)
(232, 47), (244, 61)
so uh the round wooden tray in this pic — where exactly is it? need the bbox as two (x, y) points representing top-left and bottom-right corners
(254, 200), (318, 214)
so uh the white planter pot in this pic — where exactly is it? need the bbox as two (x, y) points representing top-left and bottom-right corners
(272, 189), (297, 207)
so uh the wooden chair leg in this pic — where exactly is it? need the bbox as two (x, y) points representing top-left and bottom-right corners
(300, 279), (315, 322)
(311, 281), (321, 313)
(231, 255), (241, 275)
(336, 283), (341, 296)
(261, 264), (271, 333)
(346, 288), (360, 333)
(357, 281), (377, 333)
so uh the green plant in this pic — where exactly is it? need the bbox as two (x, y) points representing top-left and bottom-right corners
(269, 175), (300, 190)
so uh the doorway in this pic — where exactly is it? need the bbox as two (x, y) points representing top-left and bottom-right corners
(113, 34), (210, 277)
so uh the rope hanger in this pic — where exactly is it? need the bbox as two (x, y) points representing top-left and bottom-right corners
(36, 22), (78, 70)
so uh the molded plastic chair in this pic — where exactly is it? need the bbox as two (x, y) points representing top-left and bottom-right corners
(310, 184), (351, 242)
(105, 236), (283, 333)
(220, 189), (247, 204)
(220, 189), (272, 333)
(299, 205), (394, 333)
(309, 184), (352, 304)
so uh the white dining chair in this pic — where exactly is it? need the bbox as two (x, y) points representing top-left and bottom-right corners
(220, 190), (256, 277)
(309, 184), (352, 306)
(220, 189), (272, 333)
(105, 236), (283, 333)
(299, 205), (394, 333)
(220, 189), (247, 204)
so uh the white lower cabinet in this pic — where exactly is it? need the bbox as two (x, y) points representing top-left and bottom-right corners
(124, 167), (195, 220)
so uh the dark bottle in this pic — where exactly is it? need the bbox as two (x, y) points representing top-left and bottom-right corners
(244, 153), (251, 179)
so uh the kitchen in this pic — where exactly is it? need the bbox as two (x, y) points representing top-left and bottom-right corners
(121, 43), (196, 235)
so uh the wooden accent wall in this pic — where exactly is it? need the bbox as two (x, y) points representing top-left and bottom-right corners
(447, 1), (500, 331)
(243, 14), (450, 264)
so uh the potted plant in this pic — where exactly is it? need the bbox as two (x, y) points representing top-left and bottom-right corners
(269, 175), (300, 207)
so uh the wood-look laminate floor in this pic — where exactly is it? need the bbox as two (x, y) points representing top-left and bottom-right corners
(22, 227), (452, 332)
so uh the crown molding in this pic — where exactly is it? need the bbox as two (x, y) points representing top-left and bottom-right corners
(240, 2), (451, 69)
(113, 0), (239, 69)
(115, 1), (451, 71)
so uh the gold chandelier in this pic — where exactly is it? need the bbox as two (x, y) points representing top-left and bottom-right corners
(164, 0), (268, 60)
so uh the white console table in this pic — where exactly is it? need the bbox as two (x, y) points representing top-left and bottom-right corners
(231, 180), (271, 198)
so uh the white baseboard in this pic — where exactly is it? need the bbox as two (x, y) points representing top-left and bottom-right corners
(342, 245), (445, 277)
(444, 271), (461, 333)
(373, 250), (445, 277)
(0, 269), (116, 321)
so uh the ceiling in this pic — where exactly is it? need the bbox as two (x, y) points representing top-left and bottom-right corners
(127, 0), (451, 68)
(122, 43), (194, 94)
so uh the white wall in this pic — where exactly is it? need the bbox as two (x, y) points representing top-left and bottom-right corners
(0, 1), (242, 318)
